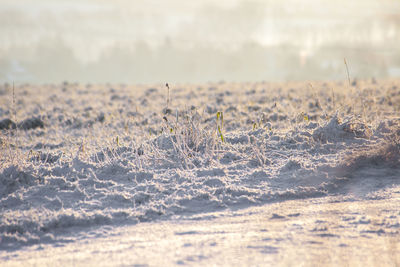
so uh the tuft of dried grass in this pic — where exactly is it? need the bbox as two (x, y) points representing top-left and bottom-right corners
(341, 133), (400, 171)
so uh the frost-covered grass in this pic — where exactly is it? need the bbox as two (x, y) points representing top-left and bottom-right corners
(0, 79), (399, 250)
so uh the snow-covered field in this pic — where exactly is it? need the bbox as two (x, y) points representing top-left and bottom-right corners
(0, 80), (399, 266)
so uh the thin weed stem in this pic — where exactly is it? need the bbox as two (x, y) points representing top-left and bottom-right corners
(344, 58), (351, 87)
(166, 83), (170, 110)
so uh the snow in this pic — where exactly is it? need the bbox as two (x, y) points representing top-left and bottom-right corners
(0, 80), (399, 265)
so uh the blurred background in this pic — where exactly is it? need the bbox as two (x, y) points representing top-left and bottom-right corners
(0, 0), (399, 84)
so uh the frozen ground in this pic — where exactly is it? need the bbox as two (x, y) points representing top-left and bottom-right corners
(0, 79), (399, 265)
(2, 195), (400, 266)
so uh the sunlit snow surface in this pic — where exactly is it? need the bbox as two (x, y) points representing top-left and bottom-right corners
(0, 80), (399, 265)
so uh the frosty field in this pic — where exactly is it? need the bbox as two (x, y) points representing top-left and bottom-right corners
(0, 80), (399, 266)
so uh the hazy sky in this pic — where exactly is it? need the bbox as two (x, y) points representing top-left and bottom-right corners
(1, 0), (399, 83)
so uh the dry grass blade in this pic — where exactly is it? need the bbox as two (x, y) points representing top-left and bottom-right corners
(344, 58), (351, 87)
